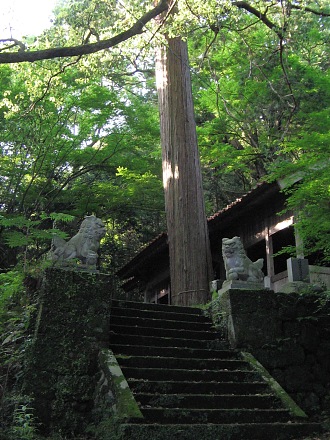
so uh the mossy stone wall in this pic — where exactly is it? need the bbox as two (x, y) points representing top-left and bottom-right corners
(24, 268), (112, 436)
(215, 289), (330, 416)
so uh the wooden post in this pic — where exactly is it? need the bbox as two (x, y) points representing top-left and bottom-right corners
(155, 36), (213, 305)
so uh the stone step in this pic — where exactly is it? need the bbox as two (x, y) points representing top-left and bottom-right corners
(121, 366), (260, 382)
(116, 355), (250, 371)
(109, 332), (225, 349)
(111, 299), (204, 315)
(110, 344), (233, 359)
(108, 300), (322, 439)
(110, 323), (221, 340)
(119, 422), (322, 440)
(135, 393), (282, 409)
(128, 379), (271, 395)
(138, 408), (291, 424)
(110, 314), (214, 331)
(110, 306), (209, 323)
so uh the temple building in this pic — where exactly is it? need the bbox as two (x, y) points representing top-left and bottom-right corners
(117, 180), (330, 304)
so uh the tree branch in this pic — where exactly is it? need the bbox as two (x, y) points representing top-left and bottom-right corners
(290, 4), (330, 17)
(233, 1), (330, 39)
(0, 38), (26, 52)
(233, 1), (283, 38)
(0, 0), (169, 64)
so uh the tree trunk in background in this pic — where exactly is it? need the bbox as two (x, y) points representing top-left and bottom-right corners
(155, 36), (213, 306)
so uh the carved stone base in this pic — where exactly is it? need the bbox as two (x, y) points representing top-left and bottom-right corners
(218, 279), (266, 296)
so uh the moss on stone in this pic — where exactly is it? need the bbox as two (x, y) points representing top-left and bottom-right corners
(23, 268), (112, 437)
(241, 351), (308, 419)
(98, 349), (143, 420)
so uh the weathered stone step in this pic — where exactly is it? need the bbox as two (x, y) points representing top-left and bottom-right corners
(108, 300), (322, 439)
(110, 306), (209, 323)
(139, 408), (291, 424)
(111, 300), (204, 316)
(109, 332), (225, 349)
(121, 366), (260, 382)
(110, 314), (214, 331)
(119, 422), (322, 440)
(128, 379), (270, 395)
(116, 355), (250, 371)
(135, 393), (282, 409)
(110, 344), (233, 359)
(110, 323), (220, 340)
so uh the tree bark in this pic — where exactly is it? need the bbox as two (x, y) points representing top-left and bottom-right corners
(155, 36), (213, 306)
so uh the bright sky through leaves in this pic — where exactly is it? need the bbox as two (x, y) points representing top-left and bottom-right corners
(0, 0), (57, 38)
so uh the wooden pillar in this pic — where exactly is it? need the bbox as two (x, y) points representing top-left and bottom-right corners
(265, 227), (275, 287)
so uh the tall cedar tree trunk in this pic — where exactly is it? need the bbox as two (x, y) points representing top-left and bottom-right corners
(155, 36), (213, 306)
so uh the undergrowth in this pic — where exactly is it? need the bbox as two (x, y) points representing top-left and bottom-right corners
(0, 268), (41, 439)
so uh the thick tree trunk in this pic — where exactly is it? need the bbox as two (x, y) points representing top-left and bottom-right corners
(155, 37), (213, 306)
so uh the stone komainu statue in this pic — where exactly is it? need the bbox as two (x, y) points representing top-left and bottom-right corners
(222, 236), (264, 282)
(50, 215), (106, 270)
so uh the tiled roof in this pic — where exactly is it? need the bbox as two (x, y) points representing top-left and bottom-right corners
(207, 182), (266, 221)
(207, 180), (279, 231)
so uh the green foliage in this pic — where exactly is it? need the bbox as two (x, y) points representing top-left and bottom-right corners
(1, 219), (62, 249)
(285, 173), (330, 263)
(0, 269), (40, 440)
(0, 44), (164, 271)
(186, 6), (330, 259)
(1, 0), (328, 265)
(0, 270), (24, 306)
(9, 399), (38, 440)
(0, 1), (329, 438)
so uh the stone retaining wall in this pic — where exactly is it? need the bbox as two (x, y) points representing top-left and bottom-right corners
(23, 268), (112, 435)
(214, 289), (330, 417)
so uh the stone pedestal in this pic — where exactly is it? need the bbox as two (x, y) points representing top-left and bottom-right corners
(217, 288), (279, 348)
(287, 257), (310, 283)
(218, 279), (265, 296)
(282, 258), (311, 293)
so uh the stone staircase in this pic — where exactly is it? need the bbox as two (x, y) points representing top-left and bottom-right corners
(108, 299), (321, 440)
